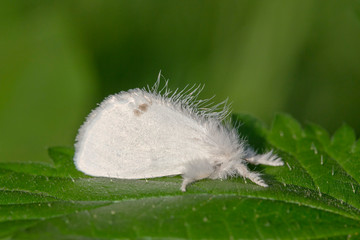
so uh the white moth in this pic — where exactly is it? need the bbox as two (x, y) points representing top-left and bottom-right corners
(74, 75), (284, 191)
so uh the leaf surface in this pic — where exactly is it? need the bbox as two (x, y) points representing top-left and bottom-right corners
(1, 114), (360, 239)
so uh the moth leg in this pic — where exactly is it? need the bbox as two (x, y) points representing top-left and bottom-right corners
(245, 150), (283, 166)
(180, 178), (196, 192)
(235, 162), (268, 187)
(180, 159), (215, 192)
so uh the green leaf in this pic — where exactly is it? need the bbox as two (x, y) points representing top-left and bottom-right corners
(327, 125), (360, 184)
(232, 113), (268, 151)
(1, 113), (360, 239)
(0, 147), (87, 178)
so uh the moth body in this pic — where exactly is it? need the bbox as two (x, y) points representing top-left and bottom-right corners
(74, 77), (283, 191)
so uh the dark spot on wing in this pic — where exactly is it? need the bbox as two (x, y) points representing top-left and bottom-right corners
(133, 109), (141, 116)
(133, 103), (151, 116)
(138, 103), (149, 112)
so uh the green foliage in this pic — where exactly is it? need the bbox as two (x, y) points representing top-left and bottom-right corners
(1, 0), (360, 167)
(0, 114), (359, 239)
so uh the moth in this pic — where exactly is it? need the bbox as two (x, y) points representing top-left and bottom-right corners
(74, 75), (283, 191)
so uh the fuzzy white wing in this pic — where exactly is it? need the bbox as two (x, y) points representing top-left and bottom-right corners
(74, 91), (214, 179)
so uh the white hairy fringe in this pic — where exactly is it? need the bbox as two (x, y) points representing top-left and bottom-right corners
(143, 71), (232, 124)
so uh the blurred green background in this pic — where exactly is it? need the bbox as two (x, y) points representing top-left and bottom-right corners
(1, 0), (360, 164)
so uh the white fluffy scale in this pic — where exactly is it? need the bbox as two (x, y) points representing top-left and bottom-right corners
(74, 77), (284, 191)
